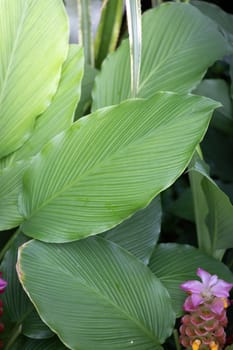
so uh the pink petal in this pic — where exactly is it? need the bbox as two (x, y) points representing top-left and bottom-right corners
(211, 280), (233, 297)
(0, 277), (7, 291)
(180, 280), (203, 293)
(208, 274), (218, 288)
(183, 296), (196, 311)
(196, 268), (212, 286)
(191, 293), (204, 307)
(210, 298), (225, 314)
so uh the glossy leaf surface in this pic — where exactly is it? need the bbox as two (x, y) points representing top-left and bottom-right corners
(20, 93), (217, 242)
(104, 196), (161, 264)
(17, 238), (175, 350)
(0, 0), (69, 157)
(92, 2), (227, 110)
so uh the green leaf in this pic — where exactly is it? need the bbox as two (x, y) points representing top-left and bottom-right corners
(190, 156), (233, 251)
(0, 231), (32, 323)
(94, 0), (123, 69)
(20, 93), (217, 242)
(149, 243), (233, 316)
(9, 336), (68, 350)
(22, 308), (54, 340)
(0, 45), (84, 231)
(0, 0), (69, 158)
(0, 162), (26, 230)
(103, 196), (161, 264)
(12, 44), (84, 162)
(17, 237), (175, 350)
(92, 2), (227, 110)
(195, 79), (233, 135)
(191, 0), (233, 47)
(75, 64), (97, 119)
(126, 0), (142, 97)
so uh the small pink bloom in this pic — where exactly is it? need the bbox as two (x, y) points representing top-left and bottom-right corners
(180, 268), (233, 310)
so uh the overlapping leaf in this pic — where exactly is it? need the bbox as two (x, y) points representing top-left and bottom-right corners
(92, 2), (227, 110)
(149, 243), (233, 316)
(0, 46), (84, 231)
(13, 45), (84, 162)
(104, 196), (161, 264)
(0, 0), (69, 158)
(17, 237), (175, 350)
(190, 155), (233, 252)
(19, 93), (218, 242)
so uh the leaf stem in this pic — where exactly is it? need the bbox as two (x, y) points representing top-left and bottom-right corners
(173, 329), (181, 350)
(126, 0), (142, 97)
(4, 323), (22, 350)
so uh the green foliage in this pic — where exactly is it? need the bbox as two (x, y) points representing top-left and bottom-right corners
(19, 93), (217, 242)
(0, 1), (233, 349)
(0, 0), (69, 158)
(92, 2), (228, 110)
(17, 238), (175, 350)
(149, 243), (233, 316)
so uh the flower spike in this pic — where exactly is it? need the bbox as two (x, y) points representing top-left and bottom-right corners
(179, 268), (233, 350)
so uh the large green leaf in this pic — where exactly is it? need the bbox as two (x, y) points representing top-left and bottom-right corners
(92, 2), (227, 110)
(17, 237), (175, 350)
(0, 45), (84, 231)
(0, 0), (69, 158)
(149, 243), (233, 316)
(104, 196), (161, 264)
(19, 93), (218, 242)
(12, 44), (84, 162)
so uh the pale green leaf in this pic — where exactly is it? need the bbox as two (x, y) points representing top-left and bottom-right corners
(0, 45), (84, 230)
(0, 0), (69, 158)
(92, 2), (227, 110)
(19, 93), (217, 242)
(13, 44), (84, 162)
(149, 243), (233, 316)
(104, 196), (161, 264)
(17, 237), (175, 350)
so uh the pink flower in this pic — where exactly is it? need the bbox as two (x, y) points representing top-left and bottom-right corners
(180, 268), (233, 313)
(0, 277), (7, 293)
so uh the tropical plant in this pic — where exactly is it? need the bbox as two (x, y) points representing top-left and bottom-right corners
(0, 0), (233, 349)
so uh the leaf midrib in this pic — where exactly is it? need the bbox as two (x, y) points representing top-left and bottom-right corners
(23, 103), (190, 220)
(21, 252), (162, 346)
